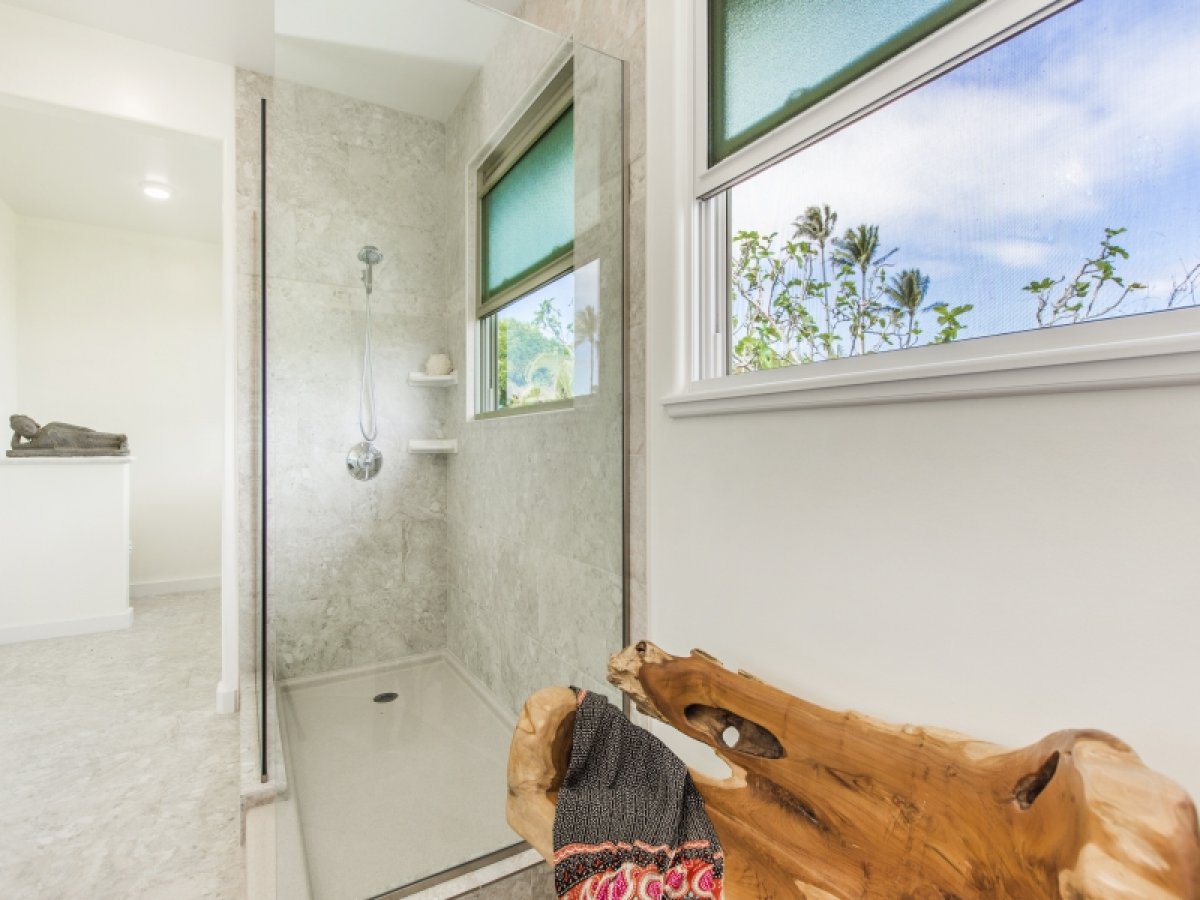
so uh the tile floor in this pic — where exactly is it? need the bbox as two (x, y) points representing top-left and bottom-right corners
(459, 864), (555, 899)
(0, 591), (241, 899)
(280, 657), (522, 900)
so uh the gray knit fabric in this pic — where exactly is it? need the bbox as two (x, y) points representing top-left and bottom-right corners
(551, 690), (723, 897)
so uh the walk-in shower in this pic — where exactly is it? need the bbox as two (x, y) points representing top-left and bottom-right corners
(241, 1), (626, 896)
(347, 245), (383, 482)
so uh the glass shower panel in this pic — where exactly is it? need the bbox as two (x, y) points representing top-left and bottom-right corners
(258, 2), (625, 897)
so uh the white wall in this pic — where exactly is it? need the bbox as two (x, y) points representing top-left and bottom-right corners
(0, 4), (240, 710)
(644, 2), (1200, 802)
(0, 196), (16, 419)
(15, 217), (223, 586)
(645, 388), (1200, 796)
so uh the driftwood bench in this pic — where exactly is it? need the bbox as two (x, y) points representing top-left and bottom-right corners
(507, 642), (1200, 899)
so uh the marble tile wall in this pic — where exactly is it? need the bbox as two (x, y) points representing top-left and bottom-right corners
(236, 71), (452, 681)
(442, 16), (629, 716)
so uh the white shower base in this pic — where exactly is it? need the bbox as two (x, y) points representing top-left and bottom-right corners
(279, 654), (524, 900)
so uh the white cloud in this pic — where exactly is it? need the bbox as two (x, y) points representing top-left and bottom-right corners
(731, 3), (1200, 252)
(978, 239), (1056, 267)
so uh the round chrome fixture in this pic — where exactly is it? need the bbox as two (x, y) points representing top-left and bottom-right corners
(346, 441), (383, 481)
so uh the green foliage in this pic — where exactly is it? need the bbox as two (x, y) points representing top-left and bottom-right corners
(730, 207), (1168, 374)
(928, 303), (974, 344)
(497, 296), (574, 408)
(730, 207), (909, 373)
(1024, 227), (1148, 327)
(533, 296), (571, 346)
(523, 350), (573, 403)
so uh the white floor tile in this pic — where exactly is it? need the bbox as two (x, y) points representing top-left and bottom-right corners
(0, 591), (241, 900)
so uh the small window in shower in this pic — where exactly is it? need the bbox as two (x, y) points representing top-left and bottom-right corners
(485, 271), (575, 409)
(477, 63), (575, 416)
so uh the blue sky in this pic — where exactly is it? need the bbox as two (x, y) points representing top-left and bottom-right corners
(731, 0), (1200, 345)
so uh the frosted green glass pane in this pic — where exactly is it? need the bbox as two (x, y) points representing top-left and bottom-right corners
(710, 0), (985, 163)
(483, 107), (574, 300)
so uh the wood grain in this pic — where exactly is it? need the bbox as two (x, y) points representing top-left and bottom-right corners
(507, 685), (576, 863)
(508, 643), (1200, 899)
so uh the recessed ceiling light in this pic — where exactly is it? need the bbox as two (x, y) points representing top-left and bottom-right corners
(141, 180), (172, 200)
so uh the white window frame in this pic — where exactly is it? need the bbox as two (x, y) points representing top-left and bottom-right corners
(472, 58), (577, 419)
(660, 0), (1200, 417)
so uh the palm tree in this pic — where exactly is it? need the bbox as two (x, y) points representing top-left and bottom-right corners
(883, 268), (930, 349)
(575, 304), (599, 393)
(794, 204), (837, 247)
(793, 205), (838, 353)
(833, 224), (896, 355)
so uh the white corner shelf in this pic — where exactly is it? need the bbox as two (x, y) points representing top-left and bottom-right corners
(407, 439), (458, 455)
(408, 372), (458, 387)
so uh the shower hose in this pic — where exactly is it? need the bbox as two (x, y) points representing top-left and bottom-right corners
(359, 281), (378, 445)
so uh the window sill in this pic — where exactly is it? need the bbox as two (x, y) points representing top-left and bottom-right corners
(663, 315), (1200, 418)
(474, 399), (575, 421)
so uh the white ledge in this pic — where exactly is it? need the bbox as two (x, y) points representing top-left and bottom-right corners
(665, 325), (1200, 418)
(408, 372), (458, 387)
(407, 439), (458, 454)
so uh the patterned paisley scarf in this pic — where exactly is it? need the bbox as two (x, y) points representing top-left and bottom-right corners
(552, 689), (724, 900)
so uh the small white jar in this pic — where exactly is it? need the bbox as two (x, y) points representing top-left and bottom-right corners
(425, 353), (453, 376)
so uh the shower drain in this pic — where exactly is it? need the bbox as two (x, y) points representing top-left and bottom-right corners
(373, 692), (399, 703)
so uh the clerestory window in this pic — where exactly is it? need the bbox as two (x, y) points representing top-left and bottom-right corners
(673, 0), (1200, 412)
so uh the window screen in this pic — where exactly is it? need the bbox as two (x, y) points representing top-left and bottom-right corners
(481, 107), (575, 307)
(709, 0), (986, 164)
(721, 0), (1200, 375)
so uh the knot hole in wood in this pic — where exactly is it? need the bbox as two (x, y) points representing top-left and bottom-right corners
(685, 703), (785, 759)
(1013, 751), (1060, 810)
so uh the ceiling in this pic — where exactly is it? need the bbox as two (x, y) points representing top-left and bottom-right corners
(0, 97), (223, 242)
(0, 0), (529, 112)
(274, 0), (536, 120)
(274, 35), (492, 122)
(0, 0), (533, 244)
(0, 0), (276, 72)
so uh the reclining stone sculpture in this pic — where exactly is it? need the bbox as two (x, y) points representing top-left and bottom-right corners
(7, 414), (129, 457)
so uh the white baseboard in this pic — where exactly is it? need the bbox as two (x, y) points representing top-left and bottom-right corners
(0, 608), (132, 645)
(129, 575), (220, 598)
(216, 681), (239, 715)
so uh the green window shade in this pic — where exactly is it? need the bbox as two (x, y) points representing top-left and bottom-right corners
(710, 0), (986, 164)
(482, 107), (574, 304)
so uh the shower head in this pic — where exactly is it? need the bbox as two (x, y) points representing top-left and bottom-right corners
(358, 245), (383, 295)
